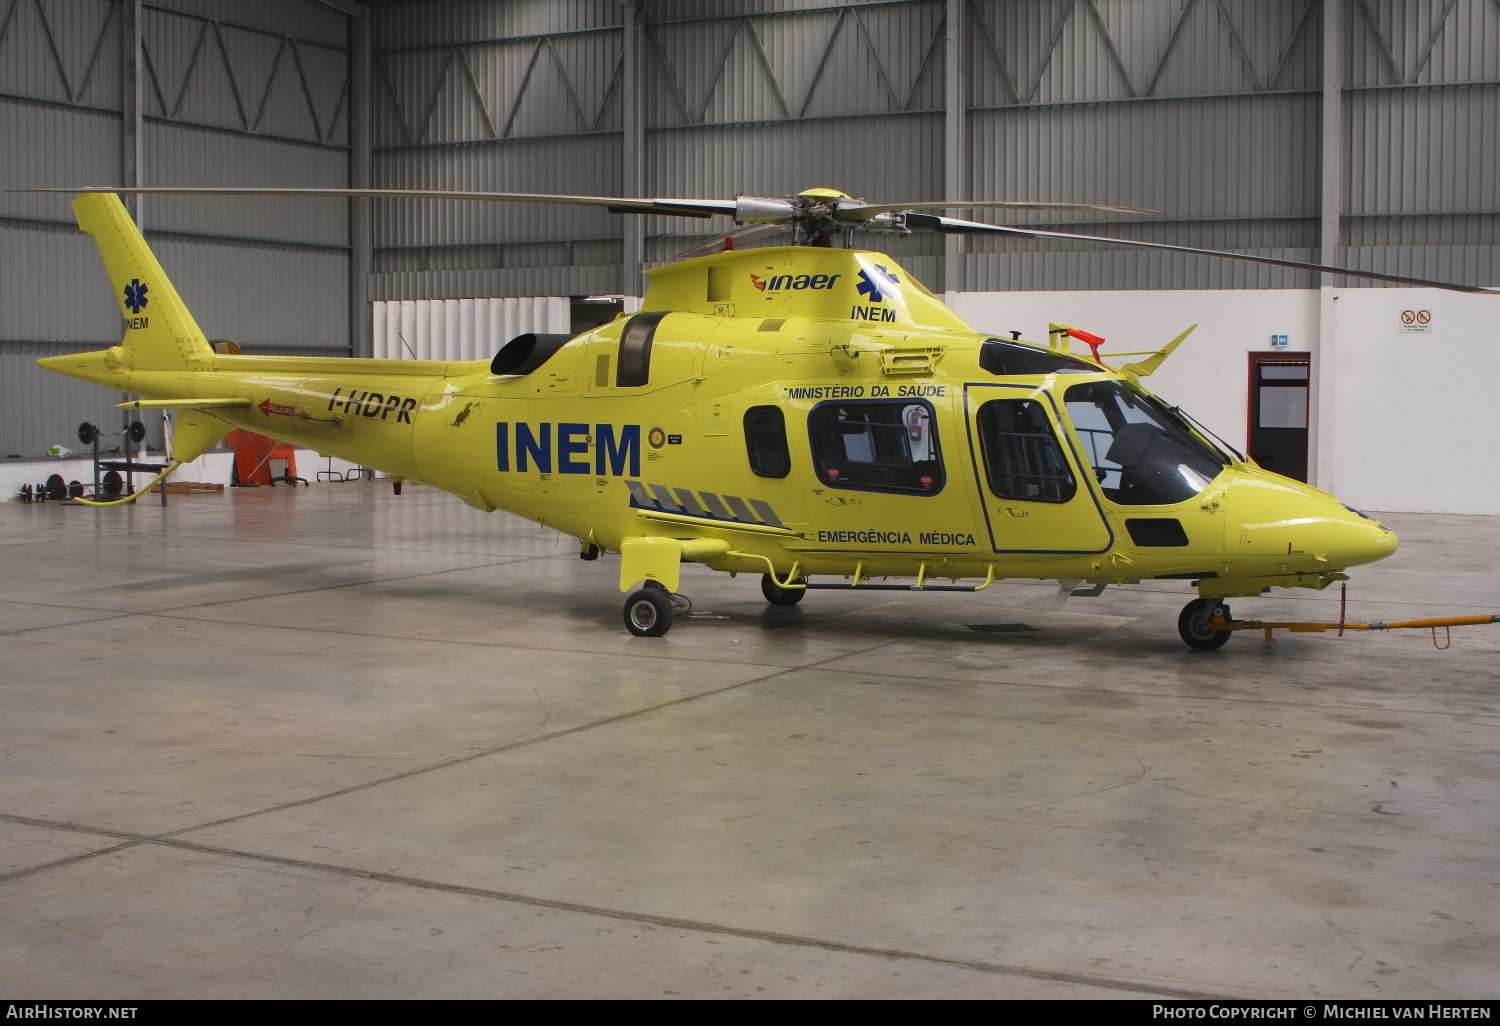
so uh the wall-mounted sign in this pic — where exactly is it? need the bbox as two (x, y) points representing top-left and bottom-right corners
(1399, 309), (1432, 333)
(1270, 334), (1289, 347)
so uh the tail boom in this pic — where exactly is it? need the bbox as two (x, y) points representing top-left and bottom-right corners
(39, 193), (464, 482)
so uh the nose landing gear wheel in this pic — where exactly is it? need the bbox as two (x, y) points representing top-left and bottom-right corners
(761, 574), (807, 605)
(624, 587), (674, 637)
(1179, 598), (1232, 650)
(641, 579), (692, 616)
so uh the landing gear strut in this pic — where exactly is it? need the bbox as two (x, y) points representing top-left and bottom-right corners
(622, 581), (691, 636)
(1178, 598), (1232, 650)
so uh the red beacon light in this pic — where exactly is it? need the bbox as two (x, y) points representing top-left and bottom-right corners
(1066, 326), (1107, 363)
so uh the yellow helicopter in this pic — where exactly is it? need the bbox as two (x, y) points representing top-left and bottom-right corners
(33, 186), (1499, 647)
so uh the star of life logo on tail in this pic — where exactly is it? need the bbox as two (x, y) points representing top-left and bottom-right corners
(122, 279), (150, 329)
(122, 279), (149, 313)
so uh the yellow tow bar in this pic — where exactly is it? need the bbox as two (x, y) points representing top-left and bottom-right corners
(1213, 613), (1499, 650)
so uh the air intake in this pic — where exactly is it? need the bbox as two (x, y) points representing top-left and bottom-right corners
(490, 333), (574, 376)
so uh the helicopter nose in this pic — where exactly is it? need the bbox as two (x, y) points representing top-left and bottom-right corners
(1227, 473), (1397, 570)
(1330, 508), (1398, 568)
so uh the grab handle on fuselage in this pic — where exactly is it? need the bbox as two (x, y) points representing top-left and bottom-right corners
(726, 551), (805, 589)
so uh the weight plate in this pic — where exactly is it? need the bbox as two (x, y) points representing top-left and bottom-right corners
(77, 422), (96, 445)
(68, 480), (83, 498)
(46, 474), (67, 500)
(128, 421), (147, 444)
(102, 470), (123, 496)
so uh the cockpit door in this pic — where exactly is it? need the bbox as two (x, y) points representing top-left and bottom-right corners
(964, 384), (1113, 554)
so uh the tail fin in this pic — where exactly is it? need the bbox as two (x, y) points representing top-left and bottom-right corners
(73, 193), (212, 369)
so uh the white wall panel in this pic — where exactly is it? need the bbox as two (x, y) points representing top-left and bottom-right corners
(949, 287), (1318, 458)
(1317, 287), (1500, 516)
(950, 285), (1500, 515)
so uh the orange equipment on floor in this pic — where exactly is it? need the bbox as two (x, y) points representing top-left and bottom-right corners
(225, 429), (306, 487)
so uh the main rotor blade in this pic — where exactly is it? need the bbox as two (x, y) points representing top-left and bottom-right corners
(840, 199), (1158, 219)
(917, 216), (1498, 295)
(22, 187), (738, 219)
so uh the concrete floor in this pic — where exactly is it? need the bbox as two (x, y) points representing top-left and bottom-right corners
(1, 483), (1496, 1000)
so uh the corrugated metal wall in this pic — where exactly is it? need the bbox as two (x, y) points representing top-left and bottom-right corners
(7, 0), (1495, 457)
(1, 0), (351, 458)
(371, 0), (1496, 299)
(369, 0), (949, 297)
(371, 0), (625, 301)
(371, 296), (570, 361)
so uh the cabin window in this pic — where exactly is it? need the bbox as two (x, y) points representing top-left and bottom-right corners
(976, 399), (1077, 503)
(744, 405), (791, 478)
(808, 401), (943, 494)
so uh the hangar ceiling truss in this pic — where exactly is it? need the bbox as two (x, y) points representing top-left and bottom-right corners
(137, 4), (348, 146)
(0, 0), (118, 105)
(376, 32), (621, 146)
(643, 3), (944, 123)
(1348, 0), (1486, 85)
(140, 13), (347, 144)
(0, 0), (349, 147)
(371, 0), (1499, 152)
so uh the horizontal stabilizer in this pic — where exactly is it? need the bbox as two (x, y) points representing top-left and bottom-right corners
(1121, 325), (1196, 378)
(117, 398), (251, 409)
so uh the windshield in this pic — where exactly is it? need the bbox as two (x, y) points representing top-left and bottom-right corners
(1063, 380), (1228, 505)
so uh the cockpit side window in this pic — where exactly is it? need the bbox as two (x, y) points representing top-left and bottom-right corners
(1063, 380), (1227, 505)
(808, 401), (943, 494)
(744, 405), (791, 478)
(976, 399), (1077, 503)
(979, 339), (1099, 376)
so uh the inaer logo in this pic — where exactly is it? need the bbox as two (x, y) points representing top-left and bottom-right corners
(750, 272), (841, 292)
(855, 265), (899, 303)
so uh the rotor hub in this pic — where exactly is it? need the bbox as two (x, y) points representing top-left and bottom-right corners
(731, 191), (909, 245)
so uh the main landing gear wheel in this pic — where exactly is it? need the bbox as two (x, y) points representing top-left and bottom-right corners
(1178, 598), (1232, 651)
(761, 574), (807, 605)
(624, 586), (674, 637)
